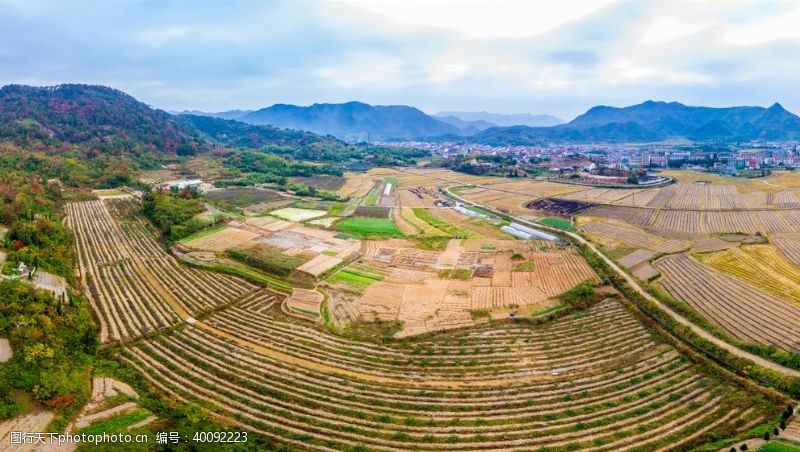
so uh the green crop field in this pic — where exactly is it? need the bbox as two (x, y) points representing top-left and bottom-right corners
(335, 217), (405, 238)
(412, 208), (478, 238)
(329, 268), (384, 291)
(537, 217), (577, 232)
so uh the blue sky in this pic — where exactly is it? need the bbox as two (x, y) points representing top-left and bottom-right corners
(1, 0), (799, 120)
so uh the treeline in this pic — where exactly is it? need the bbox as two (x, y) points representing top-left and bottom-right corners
(141, 189), (207, 242)
(0, 171), (76, 279)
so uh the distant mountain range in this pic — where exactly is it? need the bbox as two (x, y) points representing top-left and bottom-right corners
(5, 85), (800, 148)
(233, 101), (461, 142)
(436, 111), (564, 127)
(471, 101), (800, 145)
(181, 103), (567, 141)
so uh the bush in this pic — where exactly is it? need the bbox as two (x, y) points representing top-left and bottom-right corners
(226, 245), (305, 277)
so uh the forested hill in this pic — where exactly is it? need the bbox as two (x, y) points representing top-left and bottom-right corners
(238, 101), (462, 141)
(0, 84), (200, 153)
(469, 100), (800, 144)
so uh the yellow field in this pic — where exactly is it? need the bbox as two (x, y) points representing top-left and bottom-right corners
(660, 169), (800, 193)
(695, 244), (800, 307)
(399, 207), (443, 235)
(336, 172), (376, 198)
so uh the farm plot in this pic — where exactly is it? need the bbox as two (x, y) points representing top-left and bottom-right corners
(206, 187), (286, 207)
(181, 226), (259, 252)
(654, 253), (800, 351)
(120, 297), (782, 451)
(285, 288), (323, 317)
(773, 234), (800, 265)
(66, 199), (258, 343)
(525, 198), (595, 216)
(269, 207), (327, 222)
(335, 217), (405, 238)
(695, 244), (800, 307)
(337, 172), (375, 198)
(351, 245), (599, 333)
(582, 220), (689, 254)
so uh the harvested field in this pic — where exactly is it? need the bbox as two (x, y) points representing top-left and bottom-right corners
(772, 235), (800, 265)
(695, 244), (800, 307)
(295, 254), (342, 278)
(286, 288), (323, 317)
(582, 220), (689, 253)
(654, 253), (800, 351)
(66, 199), (258, 343)
(120, 297), (780, 451)
(182, 226), (260, 252)
(631, 262), (659, 280)
(337, 172), (376, 198)
(692, 237), (737, 253)
(618, 249), (656, 269)
(525, 198), (595, 216)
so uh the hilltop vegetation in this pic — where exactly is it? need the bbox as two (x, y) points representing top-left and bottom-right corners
(0, 85), (430, 190)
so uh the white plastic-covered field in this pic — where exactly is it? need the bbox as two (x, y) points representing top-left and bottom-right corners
(269, 207), (327, 222)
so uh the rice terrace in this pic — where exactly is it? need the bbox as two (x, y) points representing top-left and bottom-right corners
(4, 5), (800, 449)
(10, 162), (797, 451)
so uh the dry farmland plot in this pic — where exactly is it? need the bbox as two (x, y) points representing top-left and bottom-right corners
(119, 297), (782, 451)
(285, 288), (323, 317)
(695, 244), (800, 307)
(66, 199), (258, 343)
(773, 235), (800, 265)
(654, 253), (800, 351)
(182, 226), (260, 252)
(582, 220), (689, 253)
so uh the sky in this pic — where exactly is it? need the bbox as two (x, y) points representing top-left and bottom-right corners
(1, 0), (800, 120)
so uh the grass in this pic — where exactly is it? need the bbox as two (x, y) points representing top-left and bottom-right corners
(414, 236), (451, 250)
(291, 307), (321, 317)
(412, 208), (478, 238)
(439, 268), (473, 280)
(531, 304), (567, 318)
(329, 268), (383, 291)
(480, 243), (496, 250)
(514, 261), (536, 271)
(364, 188), (380, 206)
(537, 217), (577, 232)
(178, 225), (228, 244)
(328, 201), (346, 217)
(759, 442), (800, 452)
(79, 408), (152, 436)
(335, 217), (405, 238)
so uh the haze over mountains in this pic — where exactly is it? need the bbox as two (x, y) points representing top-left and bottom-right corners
(436, 111), (564, 128)
(5, 84), (800, 148)
(473, 100), (800, 145)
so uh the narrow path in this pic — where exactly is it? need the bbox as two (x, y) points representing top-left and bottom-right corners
(443, 187), (800, 379)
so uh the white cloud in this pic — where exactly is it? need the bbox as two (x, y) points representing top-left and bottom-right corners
(641, 16), (711, 46)
(336, 0), (618, 38)
(722, 6), (800, 45)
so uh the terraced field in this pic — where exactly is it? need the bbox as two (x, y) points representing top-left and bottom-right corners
(654, 253), (800, 351)
(66, 199), (259, 343)
(120, 298), (779, 450)
(695, 245), (800, 306)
